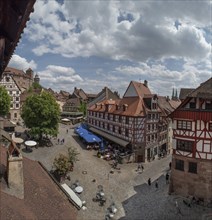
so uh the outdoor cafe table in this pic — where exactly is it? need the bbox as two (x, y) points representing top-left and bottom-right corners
(75, 186), (83, 194)
(23, 140), (37, 153)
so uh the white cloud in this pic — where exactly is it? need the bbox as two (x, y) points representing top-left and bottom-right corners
(24, 0), (210, 62)
(9, 54), (37, 71)
(38, 65), (83, 91)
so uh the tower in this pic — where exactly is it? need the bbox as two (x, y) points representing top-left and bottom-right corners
(34, 73), (40, 84)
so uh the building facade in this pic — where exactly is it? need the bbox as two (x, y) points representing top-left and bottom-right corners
(0, 73), (21, 122)
(0, 67), (36, 122)
(169, 77), (212, 200)
(87, 81), (179, 162)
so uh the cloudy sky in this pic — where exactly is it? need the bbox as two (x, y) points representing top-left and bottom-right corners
(9, 0), (211, 97)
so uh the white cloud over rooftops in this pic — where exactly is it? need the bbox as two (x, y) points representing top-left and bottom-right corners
(9, 55), (37, 71)
(25, 0), (211, 62)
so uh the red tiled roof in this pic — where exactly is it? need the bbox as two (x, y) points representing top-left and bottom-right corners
(0, 147), (77, 220)
(88, 97), (147, 116)
(131, 81), (151, 98)
(5, 67), (27, 77)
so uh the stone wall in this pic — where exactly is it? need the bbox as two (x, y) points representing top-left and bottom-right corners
(169, 154), (212, 200)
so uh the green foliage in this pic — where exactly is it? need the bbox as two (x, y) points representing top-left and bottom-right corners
(0, 86), (10, 116)
(21, 91), (60, 140)
(79, 101), (86, 116)
(53, 154), (70, 176)
(53, 147), (79, 176)
(28, 82), (42, 93)
(68, 147), (79, 165)
(32, 82), (42, 90)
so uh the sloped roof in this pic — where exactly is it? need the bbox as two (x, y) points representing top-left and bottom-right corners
(63, 97), (81, 107)
(188, 77), (212, 99)
(179, 88), (194, 100)
(88, 97), (146, 117)
(0, 0), (36, 78)
(0, 147), (77, 220)
(4, 67), (26, 76)
(87, 87), (119, 107)
(158, 96), (177, 116)
(123, 81), (151, 98)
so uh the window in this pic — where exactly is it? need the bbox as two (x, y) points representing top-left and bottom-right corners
(209, 123), (212, 131)
(177, 120), (192, 130)
(188, 162), (197, 174)
(16, 97), (19, 101)
(125, 129), (129, 137)
(9, 91), (12, 95)
(16, 104), (19, 108)
(119, 127), (122, 135)
(14, 113), (17, 118)
(177, 140), (193, 152)
(126, 117), (129, 124)
(148, 114), (151, 119)
(205, 101), (212, 110)
(113, 125), (115, 133)
(175, 159), (184, 171)
(189, 102), (196, 109)
(16, 91), (19, 95)
(119, 116), (122, 123)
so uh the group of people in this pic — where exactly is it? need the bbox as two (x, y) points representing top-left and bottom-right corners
(57, 138), (65, 145)
(147, 171), (170, 189)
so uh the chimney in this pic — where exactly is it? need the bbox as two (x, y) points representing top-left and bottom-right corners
(144, 80), (148, 87)
(7, 141), (24, 199)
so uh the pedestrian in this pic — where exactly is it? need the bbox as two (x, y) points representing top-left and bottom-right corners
(166, 172), (169, 184)
(62, 138), (65, 144)
(137, 163), (141, 171)
(148, 178), (151, 186)
(175, 201), (183, 215)
(66, 129), (68, 134)
(155, 179), (158, 190)
(57, 138), (60, 145)
(169, 162), (172, 170)
(141, 165), (144, 172)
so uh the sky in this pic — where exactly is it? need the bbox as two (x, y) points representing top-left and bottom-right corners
(9, 0), (212, 97)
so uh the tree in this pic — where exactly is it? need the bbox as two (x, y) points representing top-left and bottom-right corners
(21, 91), (60, 141)
(53, 154), (70, 176)
(0, 86), (10, 116)
(79, 101), (86, 116)
(52, 147), (79, 178)
(68, 146), (79, 166)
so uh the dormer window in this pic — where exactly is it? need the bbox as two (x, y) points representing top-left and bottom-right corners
(205, 101), (212, 110)
(189, 102), (196, 109)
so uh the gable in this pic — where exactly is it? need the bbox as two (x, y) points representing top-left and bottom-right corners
(123, 82), (138, 98)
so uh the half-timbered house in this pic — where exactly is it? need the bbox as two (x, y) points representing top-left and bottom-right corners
(87, 80), (179, 162)
(169, 77), (212, 200)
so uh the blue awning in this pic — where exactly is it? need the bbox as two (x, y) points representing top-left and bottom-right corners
(75, 126), (101, 143)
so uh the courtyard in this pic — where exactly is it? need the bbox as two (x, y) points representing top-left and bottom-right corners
(21, 123), (212, 220)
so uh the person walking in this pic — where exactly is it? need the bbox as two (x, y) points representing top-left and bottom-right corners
(155, 179), (159, 190)
(57, 138), (60, 145)
(148, 178), (151, 186)
(66, 129), (68, 134)
(141, 165), (144, 172)
(137, 163), (141, 172)
(175, 201), (183, 215)
(166, 172), (169, 184)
